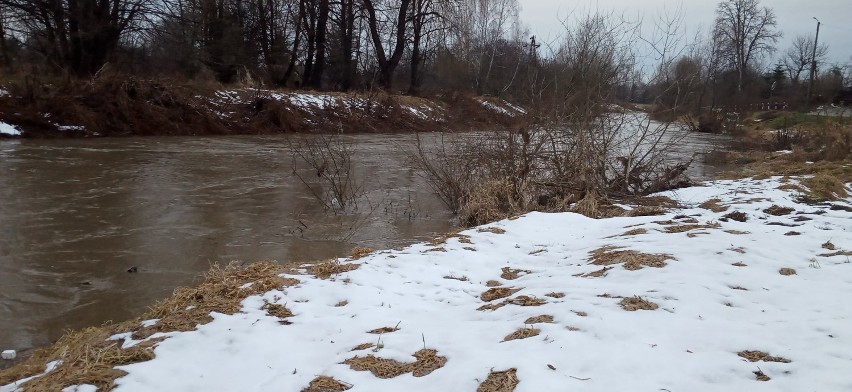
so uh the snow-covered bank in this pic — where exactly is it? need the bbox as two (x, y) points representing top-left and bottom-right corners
(3, 176), (851, 391)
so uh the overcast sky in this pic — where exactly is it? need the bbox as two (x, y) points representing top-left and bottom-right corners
(517, 0), (852, 69)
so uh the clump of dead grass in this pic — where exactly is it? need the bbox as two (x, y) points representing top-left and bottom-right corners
(262, 302), (294, 319)
(763, 205), (795, 216)
(335, 300), (349, 307)
(344, 349), (447, 379)
(477, 302), (508, 311)
(460, 177), (530, 227)
(619, 296), (659, 311)
(579, 266), (612, 278)
(134, 261), (294, 339)
(723, 211), (749, 222)
(500, 267), (530, 280)
(737, 350), (791, 363)
(477, 368), (519, 392)
(486, 280), (502, 287)
(481, 287), (521, 302)
(800, 174), (849, 202)
(779, 268), (797, 276)
(302, 376), (352, 392)
(478, 227), (507, 234)
(348, 247), (374, 260)
(524, 315), (554, 324)
(351, 343), (375, 351)
(308, 260), (360, 279)
(545, 292), (565, 298)
(368, 325), (400, 334)
(507, 295), (547, 307)
(589, 246), (672, 270)
(822, 241), (836, 250)
(699, 198), (729, 212)
(503, 327), (540, 341)
(621, 228), (648, 236)
(664, 222), (721, 233)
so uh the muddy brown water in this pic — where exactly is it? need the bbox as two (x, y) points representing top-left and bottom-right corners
(0, 131), (729, 364)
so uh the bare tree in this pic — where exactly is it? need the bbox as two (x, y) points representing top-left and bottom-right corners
(0, 0), (150, 75)
(713, 0), (781, 92)
(362, 0), (412, 89)
(784, 35), (828, 84)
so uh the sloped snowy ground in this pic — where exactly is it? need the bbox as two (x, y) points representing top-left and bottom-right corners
(5, 177), (851, 391)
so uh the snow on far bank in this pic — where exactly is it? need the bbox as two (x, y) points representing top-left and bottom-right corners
(0, 121), (22, 136)
(210, 89), (444, 121)
(477, 98), (527, 117)
(5, 176), (852, 392)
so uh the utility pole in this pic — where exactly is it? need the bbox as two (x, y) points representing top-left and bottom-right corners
(807, 17), (821, 105)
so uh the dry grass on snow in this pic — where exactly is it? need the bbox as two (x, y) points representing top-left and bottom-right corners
(344, 349), (447, 379)
(308, 260), (360, 279)
(302, 376), (352, 392)
(477, 368), (519, 392)
(590, 246), (672, 271)
(503, 327), (540, 342)
(619, 296), (659, 311)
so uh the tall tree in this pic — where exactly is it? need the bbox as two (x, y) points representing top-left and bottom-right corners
(713, 0), (781, 92)
(362, 0), (411, 89)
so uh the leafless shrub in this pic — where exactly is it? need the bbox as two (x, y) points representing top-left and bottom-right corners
(291, 133), (363, 213)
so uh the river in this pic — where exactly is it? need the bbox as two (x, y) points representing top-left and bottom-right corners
(0, 130), (729, 362)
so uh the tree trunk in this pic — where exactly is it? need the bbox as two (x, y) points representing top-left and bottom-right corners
(308, 0), (329, 89)
(363, 0), (411, 89)
(283, 0), (306, 85)
(339, 0), (355, 91)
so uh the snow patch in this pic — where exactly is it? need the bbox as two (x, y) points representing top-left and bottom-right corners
(0, 121), (22, 136)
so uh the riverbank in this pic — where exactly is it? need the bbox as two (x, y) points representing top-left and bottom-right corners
(2, 170), (850, 391)
(0, 78), (525, 138)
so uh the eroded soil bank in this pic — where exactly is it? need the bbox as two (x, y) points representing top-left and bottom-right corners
(0, 79), (524, 138)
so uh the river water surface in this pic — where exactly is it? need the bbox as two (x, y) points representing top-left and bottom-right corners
(0, 131), (729, 362)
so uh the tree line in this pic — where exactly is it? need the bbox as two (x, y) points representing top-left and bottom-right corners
(0, 0), (849, 112)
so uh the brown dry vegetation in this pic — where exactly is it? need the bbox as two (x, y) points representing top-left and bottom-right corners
(779, 268), (797, 276)
(481, 288), (521, 302)
(0, 261), (291, 390)
(477, 368), (519, 392)
(308, 260), (360, 279)
(344, 349), (447, 379)
(302, 376), (352, 392)
(737, 350), (791, 363)
(699, 198), (729, 212)
(590, 246), (672, 271)
(619, 296), (659, 311)
(524, 315), (554, 324)
(507, 296), (547, 307)
(664, 222), (722, 233)
(348, 247), (374, 260)
(503, 327), (540, 341)
(500, 267), (530, 280)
